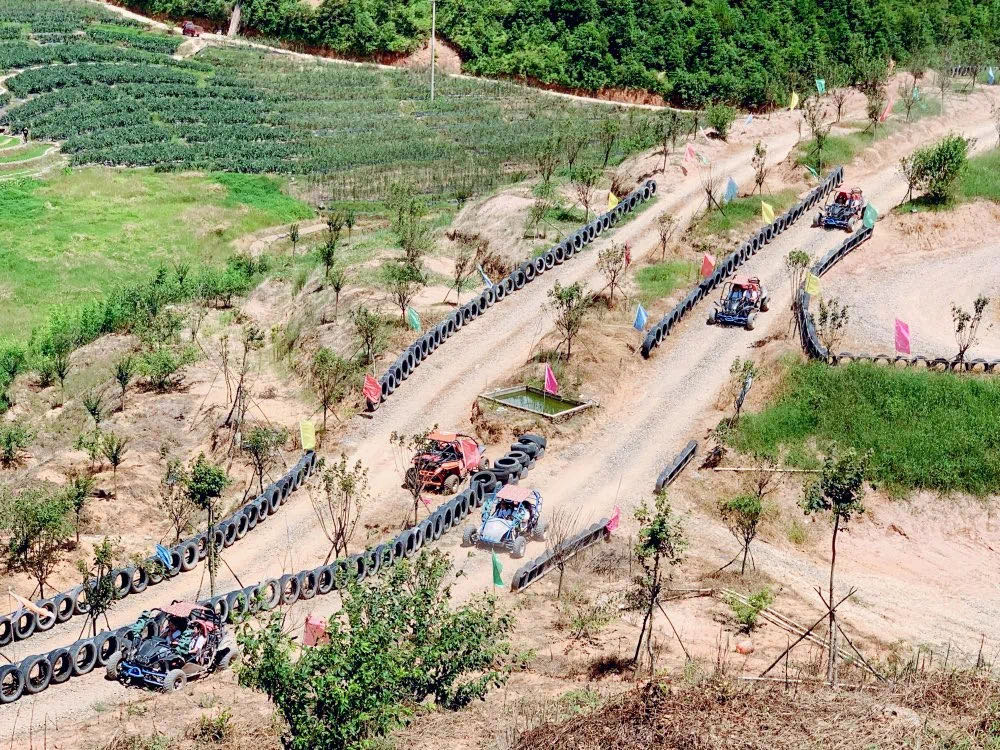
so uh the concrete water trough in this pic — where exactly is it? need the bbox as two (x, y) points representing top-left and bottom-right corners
(479, 385), (595, 421)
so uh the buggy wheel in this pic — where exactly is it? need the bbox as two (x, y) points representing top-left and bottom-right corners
(404, 468), (418, 490)
(104, 652), (122, 681)
(511, 536), (526, 559)
(760, 297), (769, 312)
(533, 519), (548, 542)
(814, 212), (822, 226)
(706, 311), (716, 325)
(745, 313), (757, 331)
(480, 457), (490, 470)
(217, 650), (238, 671)
(443, 474), (460, 493)
(162, 669), (187, 692)
(461, 526), (476, 547)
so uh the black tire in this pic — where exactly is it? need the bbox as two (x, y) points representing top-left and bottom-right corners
(518, 433), (547, 449)
(707, 312), (716, 325)
(20, 655), (52, 695)
(162, 668), (186, 692)
(462, 526), (476, 547)
(533, 519), (548, 542)
(512, 537), (526, 559)
(760, 297), (769, 312)
(48, 648), (72, 685)
(217, 649), (237, 671)
(745, 313), (756, 331)
(443, 474), (460, 493)
(0, 664), (24, 704)
(105, 652), (123, 681)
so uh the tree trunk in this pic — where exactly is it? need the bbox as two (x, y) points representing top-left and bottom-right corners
(557, 564), (564, 599)
(740, 544), (748, 574)
(828, 514), (840, 685)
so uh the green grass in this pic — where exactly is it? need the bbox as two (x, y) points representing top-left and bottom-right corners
(0, 142), (49, 163)
(895, 147), (1000, 213)
(693, 190), (797, 237)
(0, 167), (313, 337)
(731, 362), (1000, 496)
(892, 94), (942, 123)
(635, 259), (699, 304)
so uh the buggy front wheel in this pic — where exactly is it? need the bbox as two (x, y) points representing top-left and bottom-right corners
(443, 474), (460, 493)
(161, 669), (187, 692)
(760, 297), (769, 312)
(104, 653), (122, 681)
(745, 313), (757, 331)
(533, 519), (548, 542)
(511, 537), (526, 559)
(461, 526), (477, 547)
(216, 650), (238, 671)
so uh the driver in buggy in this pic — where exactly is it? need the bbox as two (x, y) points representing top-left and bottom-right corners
(431, 439), (459, 462)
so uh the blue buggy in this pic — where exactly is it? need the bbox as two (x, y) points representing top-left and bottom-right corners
(814, 188), (865, 232)
(707, 276), (769, 331)
(462, 484), (546, 558)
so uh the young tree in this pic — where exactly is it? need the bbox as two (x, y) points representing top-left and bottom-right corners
(656, 213), (677, 261)
(326, 211), (344, 241)
(527, 199), (551, 239)
(157, 457), (193, 544)
(597, 243), (628, 308)
(631, 493), (687, 669)
(314, 454), (369, 563)
(391, 427), (436, 526)
(657, 110), (684, 172)
(802, 95), (833, 173)
(241, 424), (288, 494)
(0, 487), (72, 598)
(113, 355), (136, 412)
(289, 223), (300, 256)
(82, 390), (104, 429)
(0, 421), (33, 467)
(934, 49), (954, 113)
(101, 431), (129, 498)
(53, 349), (70, 393)
(865, 88), (888, 140)
(812, 297), (850, 352)
(727, 357), (758, 425)
(345, 208), (356, 240)
(800, 447), (867, 685)
(598, 115), (620, 168)
(446, 238), (482, 304)
(828, 65), (851, 122)
(719, 494), (764, 575)
(545, 506), (581, 599)
(897, 76), (919, 122)
(238, 551), (513, 750)
(76, 536), (121, 636)
(328, 265), (346, 321)
(394, 195), (433, 267)
(65, 472), (95, 546)
(572, 165), (600, 221)
(382, 261), (425, 324)
(700, 166), (726, 214)
(319, 235), (338, 280)
(185, 454), (231, 598)
(706, 103), (736, 140)
(547, 281), (588, 360)
(562, 124), (589, 173)
(911, 134), (972, 204)
(534, 133), (562, 185)
(351, 306), (387, 370)
(899, 154), (919, 204)
(311, 347), (351, 431)
(785, 250), (810, 332)
(0, 340), (25, 406)
(952, 295), (989, 365)
(751, 140), (768, 195)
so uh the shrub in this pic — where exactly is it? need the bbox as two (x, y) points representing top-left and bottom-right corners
(706, 104), (736, 140)
(912, 134), (972, 204)
(726, 587), (774, 632)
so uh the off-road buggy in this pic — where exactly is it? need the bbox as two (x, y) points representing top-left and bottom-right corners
(707, 276), (769, 330)
(406, 431), (488, 494)
(105, 601), (238, 691)
(462, 485), (545, 558)
(181, 21), (203, 36)
(813, 188), (865, 232)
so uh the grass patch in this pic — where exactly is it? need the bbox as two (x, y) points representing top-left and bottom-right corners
(635, 259), (699, 304)
(958, 147), (1000, 202)
(693, 190), (797, 237)
(892, 95), (942, 123)
(730, 362), (1000, 496)
(0, 167), (313, 337)
(0, 142), (49, 163)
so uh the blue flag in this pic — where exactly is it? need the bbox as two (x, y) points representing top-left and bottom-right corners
(723, 177), (738, 203)
(477, 264), (493, 289)
(989, 67), (996, 85)
(744, 114), (753, 126)
(155, 544), (173, 568)
(633, 303), (648, 331)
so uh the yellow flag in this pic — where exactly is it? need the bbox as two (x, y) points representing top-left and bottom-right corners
(789, 92), (799, 110)
(761, 201), (775, 223)
(804, 272), (821, 295)
(608, 192), (619, 210)
(300, 419), (316, 451)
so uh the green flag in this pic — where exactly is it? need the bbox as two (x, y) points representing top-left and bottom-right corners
(805, 164), (819, 179)
(815, 78), (826, 94)
(406, 306), (421, 331)
(491, 552), (503, 587)
(863, 203), (878, 228)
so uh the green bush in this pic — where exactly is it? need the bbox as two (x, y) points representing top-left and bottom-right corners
(726, 587), (774, 632)
(706, 104), (736, 140)
(912, 134), (971, 204)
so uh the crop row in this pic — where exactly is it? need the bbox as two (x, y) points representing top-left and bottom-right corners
(0, 40), (204, 71)
(0, 0), (132, 35)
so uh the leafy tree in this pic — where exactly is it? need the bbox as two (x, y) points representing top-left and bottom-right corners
(812, 297), (850, 352)
(785, 249), (810, 332)
(446, 239), (481, 304)
(139, 346), (195, 391)
(726, 587), (774, 632)
(952, 295), (989, 365)
(864, 87), (887, 140)
(74, 429), (103, 472)
(76, 536), (122, 636)
(561, 124), (589, 173)
(328, 266), (347, 321)
(751, 140), (768, 195)
(727, 357), (758, 425)
(800, 447), (867, 685)
(527, 198), (551, 239)
(382, 261), (425, 324)
(0, 421), (33, 467)
(242, 424), (288, 494)
(53, 349), (70, 393)
(934, 49), (955, 113)
(571, 165), (600, 221)
(802, 95), (832, 173)
(534, 132), (562, 185)
(547, 281), (588, 360)
(657, 110), (685, 172)
(598, 115), (620, 168)
(393, 194), (433, 267)
(82, 390), (104, 429)
(897, 76), (919, 121)
(289, 223), (300, 255)
(314, 454), (369, 563)
(828, 65), (851, 122)
(706, 103), (735, 140)
(351, 305), (387, 369)
(656, 213), (677, 261)
(391, 427), (437, 526)
(899, 154), (919, 204)
(0, 340), (26, 384)
(911, 134), (972, 204)
(185, 454), (231, 598)
(719, 494), (764, 575)
(326, 211), (344, 240)
(630, 493), (686, 669)
(157, 457), (193, 544)
(319, 235), (338, 280)
(65, 472), (95, 546)
(101, 431), (129, 498)
(597, 243), (627, 308)
(114, 355), (136, 412)
(311, 347), (352, 431)
(238, 551), (513, 750)
(345, 209), (356, 240)
(0, 487), (72, 598)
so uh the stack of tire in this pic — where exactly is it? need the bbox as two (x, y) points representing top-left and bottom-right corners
(0, 452), (317, 660)
(0, 437), (546, 705)
(509, 516), (610, 593)
(641, 167), (845, 359)
(654, 440), (697, 492)
(369, 180), (658, 409)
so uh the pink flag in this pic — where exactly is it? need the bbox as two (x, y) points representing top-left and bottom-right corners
(894, 318), (910, 354)
(605, 505), (621, 534)
(420, 495), (432, 509)
(879, 96), (893, 122)
(685, 143), (696, 163)
(543, 364), (559, 395)
(701, 252), (716, 278)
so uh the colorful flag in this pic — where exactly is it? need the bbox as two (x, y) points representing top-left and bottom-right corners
(685, 143), (696, 163)
(736, 374), (754, 410)
(804, 272), (821, 295)
(745, 114), (754, 126)
(633, 304), (648, 332)
(913, 86), (920, 101)
(406, 306), (421, 331)
(863, 203), (878, 228)
(300, 419), (316, 450)
(761, 201), (775, 224)
(478, 264), (493, 289)
(697, 152), (710, 166)
(805, 164), (819, 179)
(362, 374), (381, 404)
(420, 495), (432, 509)
(789, 92), (799, 110)
(989, 67), (996, 85)
(608, 192), (619, 210)
(155, 544), (173, 568)
(879, 96), (893, 122)
(815, 78), (826, 94)
(723, 177), (739, 203)
(894, 318), (911, 354)
(543, 363), (559, 395)
(624, 242), (631, 267)
(701, 252), (716, 278)
(491, 552), (503, 587)
(606, 505), (621, 534)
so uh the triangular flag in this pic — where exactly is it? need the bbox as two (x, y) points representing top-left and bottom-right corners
(299, 419), (316, 450)
(744, 114), (753, 126)
(543, 363), (559, 395)
(804, 272), (821, 295)
(155, 544), (173, 568)
(362, 374), (381, 404)
(492, 552), (503, 587)
(894, 318), (911, 354)
(789, 92), (799, 110)
(420, 495), (432, 509)
(989, 67), (995, 85)
(608, 192), (619, 210)
(406, 306), (421, 331)
(863, 203), (878, 228)
(723, 177), (738, 203)
(815, 78), (826, 94)
(633, 304), (648, 332)
(605, 505), (621, 534)
(685, 143), (696, 163)
(477, 264), (493, 289)
(805, 164), (819, 179)
(761, 201), (775, 224)
(700, 252), (716, 278)
(697, 152), (710, 165)
(879, 96), (893, 122)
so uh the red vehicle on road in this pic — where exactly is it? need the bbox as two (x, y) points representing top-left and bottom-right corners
(406, 431), (488, 494)
(181, 21), (203, 37)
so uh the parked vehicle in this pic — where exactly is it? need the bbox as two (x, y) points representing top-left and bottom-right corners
(406, 431), (488, 493)
(181, 21), (203, 37)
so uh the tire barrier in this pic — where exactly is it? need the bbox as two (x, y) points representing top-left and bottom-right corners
(796, 225), (1000, 372)
(509, 517), (610, 593)
(654, 440), (698, 493)
(2, 451), (318, 649)
(4, 435), (547, 704)
(641, 167), (845, 359)
(368, 181), (658, 410)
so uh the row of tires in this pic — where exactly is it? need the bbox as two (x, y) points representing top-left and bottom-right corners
(0, 435), (547, 705)
(798, 225), (1000, 371)
(654, 440), (698, 493)
(368, 181), (659, 408)
(640, 167), (846, 359)
(0, 452), (318, 650)
(510, 516), (610, 593)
